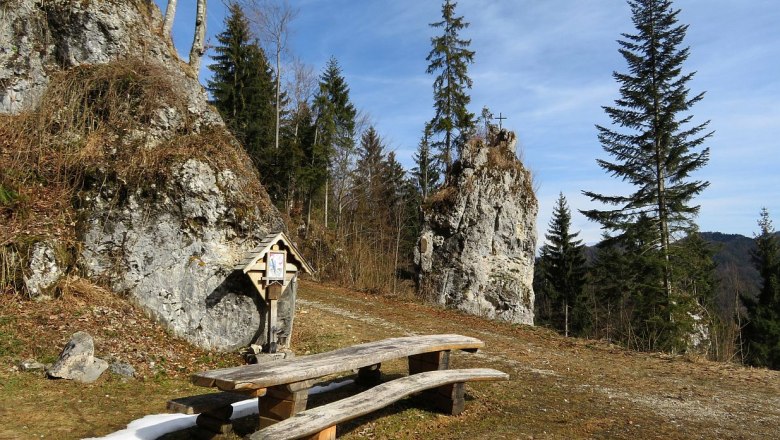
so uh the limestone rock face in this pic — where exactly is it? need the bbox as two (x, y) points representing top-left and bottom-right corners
(1, 1), (285, 350)
(0, 0), (217, 125)
(79, 158), (283, 350)
(415, 130), (538, 324)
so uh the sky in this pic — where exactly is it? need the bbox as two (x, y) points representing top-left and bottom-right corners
(155, 0), (780, 245)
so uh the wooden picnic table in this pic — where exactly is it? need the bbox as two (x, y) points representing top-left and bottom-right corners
(189, 334), (484, 432)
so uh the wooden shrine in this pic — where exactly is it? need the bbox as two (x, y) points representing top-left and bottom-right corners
(234, 231), (313, 353)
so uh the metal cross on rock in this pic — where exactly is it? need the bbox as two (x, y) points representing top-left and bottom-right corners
(493, 112), (507, 130)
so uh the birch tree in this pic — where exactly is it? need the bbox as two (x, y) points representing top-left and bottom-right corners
(189, 0), (207, 73)
(248, 0), (297, 151)
(162, 0), (178, 38)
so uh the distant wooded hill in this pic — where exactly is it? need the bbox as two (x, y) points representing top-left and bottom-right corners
(582, 231), (774, 315)
(702, 232), (762, 299)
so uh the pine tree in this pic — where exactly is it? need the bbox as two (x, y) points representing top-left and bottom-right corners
(581, 0), (712, 350)
(743, 208), (780, 369)
(426, 0), (475, 173)
(537, 194), (587, 336)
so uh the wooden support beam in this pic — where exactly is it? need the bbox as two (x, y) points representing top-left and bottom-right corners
(356, 363), (382, 387)
(266, 298), (279, 353)
(258, 383), (310, 428)
(302, 425), (336, 440)
(408, 350), (450, 374)
(195, 413), (233, 435)
(426, 382), (465, 415)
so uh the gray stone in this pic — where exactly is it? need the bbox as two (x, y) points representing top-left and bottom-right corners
(47, 332), (108, 383)
(415, 129), (538, 324)
(109, 361), (136, 378)
(18, 359), (46, 372)
(22, 241), (63, 299)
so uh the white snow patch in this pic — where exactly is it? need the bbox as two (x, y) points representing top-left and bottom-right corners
(84, 379), (355, 439)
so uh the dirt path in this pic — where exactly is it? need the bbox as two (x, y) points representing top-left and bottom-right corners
(295, 281), (780, 440)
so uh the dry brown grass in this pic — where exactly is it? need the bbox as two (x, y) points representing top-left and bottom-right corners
(0, 59), (274, 295)
(2, 280), (780, 439)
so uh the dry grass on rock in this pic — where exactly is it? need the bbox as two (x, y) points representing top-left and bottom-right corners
(0, 59), (274, 296)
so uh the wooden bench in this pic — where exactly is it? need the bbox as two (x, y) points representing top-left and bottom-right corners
(250, 368), (509, 440)
(188, 334), (483, 434)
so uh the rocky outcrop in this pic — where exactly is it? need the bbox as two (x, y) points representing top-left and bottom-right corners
(415, 130), (538, 324)
(1, 1), (285, 350)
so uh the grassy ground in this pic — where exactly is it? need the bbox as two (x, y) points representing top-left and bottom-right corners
(1, 279), (779, 439)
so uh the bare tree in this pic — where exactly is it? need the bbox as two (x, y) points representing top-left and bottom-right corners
(189, 0), (207, 73)
(247, 0), (297, 150)
(162, 0), (178, 38)
(287, 57), (317, 117)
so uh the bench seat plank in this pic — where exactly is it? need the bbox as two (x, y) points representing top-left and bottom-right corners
(250, 368), (508, 440)
(192, 334), (483, 391)
(167, 392), (249, 415)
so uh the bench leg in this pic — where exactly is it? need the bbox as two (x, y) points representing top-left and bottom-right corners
(428, 382), (466, 415)
(408, 350), (450, 374)
(408, 351), (466, 414)
(302, 425), (337, 440)
(195, 405), (234, 437)
(356, 363), (382, 387)
(259, 384), (310, 428)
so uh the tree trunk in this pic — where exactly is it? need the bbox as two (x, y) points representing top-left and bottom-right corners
(324, 177), (329, 228)
(189, 0), (207, 73)
(393, 210), (402, 295)
(162, 0), (178, 38)
(275, 48), (281, 150)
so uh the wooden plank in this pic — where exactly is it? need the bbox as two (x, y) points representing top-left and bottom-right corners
(249, 368), (508, 440)
(267, 298), (279, 353)
(192, 334), (484, 391)
(167, 392), (249, 415)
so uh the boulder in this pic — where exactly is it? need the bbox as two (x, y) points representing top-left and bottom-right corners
(47, 331), (108, 383)
(109, 361), (136, 378)
(18, 359), (46, 372)
(415, 130), (538, 324)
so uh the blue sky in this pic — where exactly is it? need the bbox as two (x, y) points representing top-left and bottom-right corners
(156, 0), (780, 245)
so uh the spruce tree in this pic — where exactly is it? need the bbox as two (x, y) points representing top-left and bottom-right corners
(411, 127), (440, 201)
(207, 3), (275, 175)
(582, 0), (712, 350)
(537, 194), (587, 336)
(310, 57), (356, 227)
(426, 0), (475, 173)
(743, 208), (780, 369)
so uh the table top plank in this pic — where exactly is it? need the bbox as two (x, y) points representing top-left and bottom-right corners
(192, 334), (483, 391)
